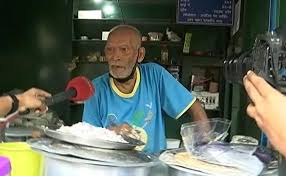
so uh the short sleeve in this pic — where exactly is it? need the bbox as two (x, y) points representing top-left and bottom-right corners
(158, 66), (196, 119)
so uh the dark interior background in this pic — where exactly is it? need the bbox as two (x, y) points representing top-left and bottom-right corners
(0, 0), (285, 139)
(0, 0), (72, 123)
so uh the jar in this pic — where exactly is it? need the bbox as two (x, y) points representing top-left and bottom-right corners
(0, 156), (11, 176)
(161, 46), (168, 64)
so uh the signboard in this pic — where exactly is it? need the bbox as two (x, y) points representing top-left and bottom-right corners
(177, 0), (233, 26)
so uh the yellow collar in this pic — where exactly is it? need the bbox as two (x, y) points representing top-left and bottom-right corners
(110, 67), (140, 98)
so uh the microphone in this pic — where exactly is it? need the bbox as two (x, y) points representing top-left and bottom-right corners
(45, 76), (95, 106)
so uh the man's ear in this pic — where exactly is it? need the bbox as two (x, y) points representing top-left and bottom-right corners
(137, 47), (145, 63)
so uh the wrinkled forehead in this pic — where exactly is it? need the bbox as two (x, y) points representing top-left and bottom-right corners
(106, 29), (140, 48)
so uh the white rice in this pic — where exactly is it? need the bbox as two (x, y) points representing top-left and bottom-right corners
(57, 122), (127, 143)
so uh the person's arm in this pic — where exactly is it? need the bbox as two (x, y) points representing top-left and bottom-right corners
(187, 99), (208, 122)
(0, 88), (51, 117)
(0, 95), (16, 117)
(243, 70), (286, 157)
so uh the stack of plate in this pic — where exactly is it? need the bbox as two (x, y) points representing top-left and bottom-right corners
(28, 135), (159, 176)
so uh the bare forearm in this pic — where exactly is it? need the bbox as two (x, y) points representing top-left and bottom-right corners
(0, 96), (13, 117)
(187, 100), (208, 122)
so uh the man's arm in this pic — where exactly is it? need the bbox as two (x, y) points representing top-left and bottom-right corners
(187, 99), (208, 122)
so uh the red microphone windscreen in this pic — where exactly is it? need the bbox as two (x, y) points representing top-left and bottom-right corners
(65, 76), (95, 101)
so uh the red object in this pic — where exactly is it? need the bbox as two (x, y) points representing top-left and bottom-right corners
(65, 76), (95, 101)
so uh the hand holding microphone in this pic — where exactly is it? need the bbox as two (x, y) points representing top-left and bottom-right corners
(0, 88), (51, 128)
(17, 88), (51, 113)
(0, 76), (94, 129)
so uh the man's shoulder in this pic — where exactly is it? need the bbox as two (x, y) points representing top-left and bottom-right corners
(92, 73), (109, 87)
(140, 62), (164, 72)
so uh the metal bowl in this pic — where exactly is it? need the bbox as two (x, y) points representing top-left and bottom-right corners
(181, 118), (231, 154)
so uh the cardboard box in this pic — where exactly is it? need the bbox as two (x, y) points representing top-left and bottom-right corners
(78, 10), (102, 19)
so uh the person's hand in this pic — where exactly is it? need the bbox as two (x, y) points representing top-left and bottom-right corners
(109, 123), (133, 135)
(16, 88), (51, 113)
(243, 70), (286, 156)
(108, 123), (140, 139)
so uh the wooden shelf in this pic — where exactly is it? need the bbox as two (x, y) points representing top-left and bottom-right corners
(76, 60), (182, 67)
(73, 18), (121, 23)
(73, 39), (105, 43)
(77, 0), (176, 5)
(116, 0), (176, 4)
(73, 18), (176, 25)
(72, 39), (182, 46)
(143, 61), (182, 67)
(143, 41), (183, 46)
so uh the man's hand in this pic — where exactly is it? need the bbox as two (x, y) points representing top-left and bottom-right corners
(243, 70), (286, 156)
(16, 88), (51, 113)
(109, 123), (133, 135)
(108, 123), (140, 140)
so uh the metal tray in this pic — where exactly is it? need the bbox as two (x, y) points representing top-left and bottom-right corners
(43, 127), (137, 150)
(28, 138), (159, 167)
(160, 147), (276, 176)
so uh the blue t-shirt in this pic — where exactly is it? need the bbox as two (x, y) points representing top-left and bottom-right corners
(83, 63), (196, 153)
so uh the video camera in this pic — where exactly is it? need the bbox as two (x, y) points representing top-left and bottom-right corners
(224, 27), (286, 93)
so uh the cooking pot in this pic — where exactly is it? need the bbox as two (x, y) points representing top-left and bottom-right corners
(41, 152), (158, 176)
(29, 137), (160, 176)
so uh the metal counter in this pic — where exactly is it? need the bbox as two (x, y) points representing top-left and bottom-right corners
(149, 163), (278, 176)
(29, 138), (279, 176)
(42, 154), (278, 176)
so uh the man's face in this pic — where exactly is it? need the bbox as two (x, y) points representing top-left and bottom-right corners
(104, 31), (139, 79)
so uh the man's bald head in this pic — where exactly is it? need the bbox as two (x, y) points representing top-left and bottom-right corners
(108, 25), (142, 49)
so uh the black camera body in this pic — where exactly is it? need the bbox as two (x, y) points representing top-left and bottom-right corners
(224, 28), (286, 93)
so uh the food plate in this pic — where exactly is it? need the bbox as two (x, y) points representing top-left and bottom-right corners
(43, 127), (138, 150)
(160, 146), (272, 176)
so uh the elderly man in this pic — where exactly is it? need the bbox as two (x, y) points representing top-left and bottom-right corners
(83, 25), (208, 153)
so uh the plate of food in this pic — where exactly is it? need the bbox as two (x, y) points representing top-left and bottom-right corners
(42, 122), (143, 150)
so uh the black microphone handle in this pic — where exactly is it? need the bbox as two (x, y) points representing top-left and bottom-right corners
(45, 88), (77, 106)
